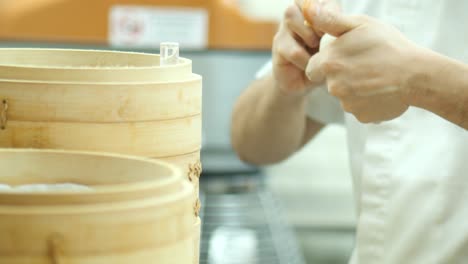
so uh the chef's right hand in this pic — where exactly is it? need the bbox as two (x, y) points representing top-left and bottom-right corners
(272, 0), (340, 96)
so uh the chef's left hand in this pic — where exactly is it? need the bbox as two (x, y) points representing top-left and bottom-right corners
(304, 5), (420, 123)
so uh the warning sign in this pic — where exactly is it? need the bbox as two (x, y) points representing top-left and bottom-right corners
(109, 5), (209, 49)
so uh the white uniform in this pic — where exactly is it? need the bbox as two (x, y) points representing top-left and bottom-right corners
(259, 1), (468, 263)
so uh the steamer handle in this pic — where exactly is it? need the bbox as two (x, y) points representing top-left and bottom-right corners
(48, 234), (64, 264)
(194, 198), (201, 217)
(1, 99), (7, 130)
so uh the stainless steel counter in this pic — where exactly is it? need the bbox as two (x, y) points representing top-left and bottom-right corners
(200, 173), (306, 264)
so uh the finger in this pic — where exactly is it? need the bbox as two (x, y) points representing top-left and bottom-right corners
(294, 0), (305, 8)
(274, 29), (311, 70)
(320, 33), (336, 51)
(299, 0), (341, 32)
(284, 4), (320, 48)
(300, 0), (315, 27)
(305, 52), (326, 84)
(296, 0), (315, 29)
(303, 2), (362, 36)
(321, 0), (342, 13)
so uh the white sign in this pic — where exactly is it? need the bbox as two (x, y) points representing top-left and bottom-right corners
(109, 5), (209, 49)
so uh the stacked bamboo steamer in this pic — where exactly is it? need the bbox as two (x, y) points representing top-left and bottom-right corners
(0, 48), (202, 263)
(0, 149), (194, 264)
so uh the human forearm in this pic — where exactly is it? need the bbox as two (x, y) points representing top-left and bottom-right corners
(231, 1), (336, 165)
(407, 48), (468, 130)
(231, 74), (322, 165)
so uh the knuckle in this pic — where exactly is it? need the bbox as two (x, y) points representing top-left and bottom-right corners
(274, 41), (287, 56)
(328, 80), (353, 97)
(303, 31), (318, 46)
(284, 5), (298, 20)
(273, 33), (287, 54)
(289, 48), (304, 61)
(284, 16), (294, 29)
(320, 61), (332, 73)
(340, 101), (354, 113)
(356, 114), (373, 123)
(327, 83), (339, 96)
(320, 59), (342, 74)
(284, 19), (292, 29)
(322, 12), (338, 27)
(273, 33), (282, 47)
(275, 45), (286, 58)
(328, 83), (345, 97)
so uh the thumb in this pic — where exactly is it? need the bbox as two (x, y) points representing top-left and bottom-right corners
(305, 52), (326, 85)
(304, 3), (361, 37)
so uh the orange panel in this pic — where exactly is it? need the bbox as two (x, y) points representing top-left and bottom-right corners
(210, 1), (277, 50)
(0, 0), (277, 50)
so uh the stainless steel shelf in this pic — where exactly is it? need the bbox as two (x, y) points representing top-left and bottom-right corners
(200, 187), (305, 264)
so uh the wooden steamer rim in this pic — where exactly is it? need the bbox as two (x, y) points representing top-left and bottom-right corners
(0, 181), (193, 215)
(0, 48), (193, 83)
(0, 149), (186, 205)
(0, 182), (194, 259)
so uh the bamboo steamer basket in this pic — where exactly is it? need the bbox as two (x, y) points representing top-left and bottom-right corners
(0, 48), (203, 263)
(0, 77), (202, 157)
(161, 151), (202, 264)
(0, 149), (183, 206)
(0, 148), (194, 264)
(0, 115), (201, 157)
(0, 73), (203, 214)
(158, 151), (200, 176)
(0, 48), (193, 83)
(159, 151), (201, 192)
(193, 217), (202, 264)
(0, 77), (202, 122)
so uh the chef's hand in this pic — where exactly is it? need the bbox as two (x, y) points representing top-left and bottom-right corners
(304, 6), (419, 123)
(272, 0), (340, 96)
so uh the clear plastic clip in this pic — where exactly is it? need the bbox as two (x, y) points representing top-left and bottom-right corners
(160, 42), (180, 66)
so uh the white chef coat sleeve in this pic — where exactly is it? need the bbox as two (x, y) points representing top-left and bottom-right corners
(255, 60), (344, 125)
